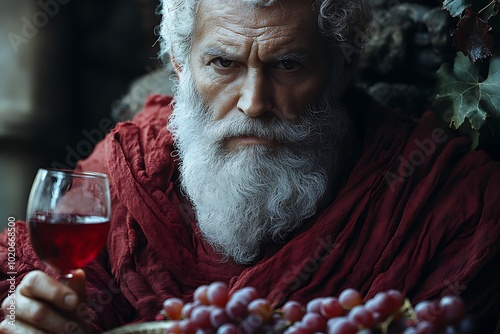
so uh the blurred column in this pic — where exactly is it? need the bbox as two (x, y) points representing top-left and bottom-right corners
(0, 1), (34, 130)
(0, 0), (72, 226)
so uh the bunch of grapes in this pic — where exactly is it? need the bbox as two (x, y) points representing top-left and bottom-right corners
(156, 282), (474, 334)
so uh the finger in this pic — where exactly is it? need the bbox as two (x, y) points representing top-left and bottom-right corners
(1, 293), (14, 310)
(10, 292), (84, 333)
(0, 318), (47, 334)
(18, 271), (79, 311)
(65, 269), (86, 303)
(64, 270), (91, 332)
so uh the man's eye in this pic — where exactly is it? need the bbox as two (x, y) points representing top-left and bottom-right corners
(213, 58), (233, 68)
(277, 60), (299, 70)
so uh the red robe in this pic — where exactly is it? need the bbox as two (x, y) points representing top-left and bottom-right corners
(1, 94), (499, 332)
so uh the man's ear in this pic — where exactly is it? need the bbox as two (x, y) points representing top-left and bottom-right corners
(170, 54), (182, 78)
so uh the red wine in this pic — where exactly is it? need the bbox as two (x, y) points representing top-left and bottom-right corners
(28, 214), (110, 274)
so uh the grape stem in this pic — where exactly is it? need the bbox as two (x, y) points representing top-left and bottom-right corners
(477, 0), (497, 15)
(376, 298), (414, 334)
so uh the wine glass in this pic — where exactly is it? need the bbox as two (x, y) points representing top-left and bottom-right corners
(26, 168), (111, 281)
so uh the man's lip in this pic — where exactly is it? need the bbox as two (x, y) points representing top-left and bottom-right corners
(233, 135), (273, 145)
(225, 135), (275, 150)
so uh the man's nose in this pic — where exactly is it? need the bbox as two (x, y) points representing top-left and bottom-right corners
(237, 69), (273, 118)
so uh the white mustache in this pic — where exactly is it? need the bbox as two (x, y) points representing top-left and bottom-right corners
(205, 111), (329, 145)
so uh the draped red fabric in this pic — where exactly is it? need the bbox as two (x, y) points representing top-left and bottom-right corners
(0, 94), (499, 332)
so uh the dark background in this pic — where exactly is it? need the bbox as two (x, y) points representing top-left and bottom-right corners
(0, 0), (163, 225)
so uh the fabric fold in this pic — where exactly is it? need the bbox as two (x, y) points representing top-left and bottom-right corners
(0, 95), (498, 332)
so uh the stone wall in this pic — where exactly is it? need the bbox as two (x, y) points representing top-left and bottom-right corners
(352, 0), (455, 117)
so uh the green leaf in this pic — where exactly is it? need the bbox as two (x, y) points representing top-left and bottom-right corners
(453, 7), (495, 63)
(434, 53), (500, 132)
(443, 0), (470, 17)
(481, 55), (500, 117)
(444, 0), (500, 18)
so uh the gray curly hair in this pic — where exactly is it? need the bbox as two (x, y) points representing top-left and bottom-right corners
(158, 0), (372, 67)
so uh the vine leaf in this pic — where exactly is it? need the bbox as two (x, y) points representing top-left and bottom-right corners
(434, 53), (500, 134)
(443, 0), (499, 18)
(442, 0), (469, 17)
(454, 7), (495, 62)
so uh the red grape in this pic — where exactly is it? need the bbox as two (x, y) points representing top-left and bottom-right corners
(182, 302), (197, 319)
(320, 297), (344, 318)
(282, 300), (306, 323)
(190, 305), (212, 328)
(415, 300), (443, 325)
(415, 321), (435, 334)
(368, 292), (396, 319)
(207, 282), (230, 307)
(194, 285), (210, 305)
(166, 321), (182, 334)
(225, 297), (249, 320)
(163, 298), (184, 320)
(347, 305), (374, 328)
(284, 323), (313, 334)
(327, 317), (357, 334)
(300, 312), (327, 332)
(248, 298), (274, 321)
(306, 298), (323, 314)
(232, 287), (258, 303)
(157, 284), (472, 334)
(240, 313), (265, 332)
(216, 323), (238, 334)
(338, 289), (362, 310)
(387, 290), (405, 311)
(179, 319), (197, 334)
(196, 328), (216, 334)
(210, 307), (231, 328)
(439, 296), (466, 324)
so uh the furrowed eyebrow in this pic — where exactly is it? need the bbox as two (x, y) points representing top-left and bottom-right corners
(273, 50), (312, 63)
(200, 46), (237, 60)
(199, 46), (314, 63)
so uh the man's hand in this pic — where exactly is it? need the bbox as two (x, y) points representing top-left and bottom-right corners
(0, 270), (90, 333)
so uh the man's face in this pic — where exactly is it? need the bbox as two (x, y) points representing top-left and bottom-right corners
(188, 0), (331, 152)
(168, 0), (351, 264)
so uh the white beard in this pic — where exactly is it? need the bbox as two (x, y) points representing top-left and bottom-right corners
(167, 67), (351, 264)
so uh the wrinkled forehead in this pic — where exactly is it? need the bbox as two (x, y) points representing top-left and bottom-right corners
(193, 0), (321, 43)
(195, 0), (318, 29)
(198, 0), (316, 12)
